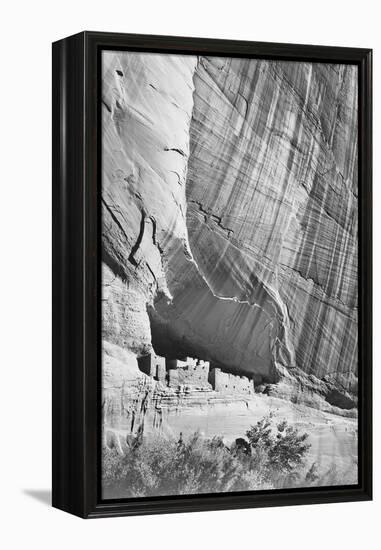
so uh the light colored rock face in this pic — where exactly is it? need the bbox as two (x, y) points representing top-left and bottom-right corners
(102, 52), (358, 403)
(102, 52), (197, 356)
(150, 57), (358, 391)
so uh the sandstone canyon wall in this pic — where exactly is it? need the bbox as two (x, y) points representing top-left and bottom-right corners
(102, 52), (358, 401)
(101, 53), (358, 484)
(185, 58), (358, 392)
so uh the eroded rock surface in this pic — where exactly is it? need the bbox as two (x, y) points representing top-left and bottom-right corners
(152, 58), (358, 390)
(101, 52), (358, 446)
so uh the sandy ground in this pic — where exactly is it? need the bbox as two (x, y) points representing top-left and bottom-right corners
(106, 392), (358, 485)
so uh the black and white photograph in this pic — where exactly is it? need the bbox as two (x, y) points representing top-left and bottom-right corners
(1, 0), (378, 542)
(101, 51), (359, 499)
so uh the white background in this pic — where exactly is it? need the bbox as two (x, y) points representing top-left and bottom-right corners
(0, 0), (378, 548)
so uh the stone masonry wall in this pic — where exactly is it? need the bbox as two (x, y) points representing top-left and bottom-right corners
(138, 354), (255, 394)
(138, 353), (166, 383)
(167, 359), (211, 388)
(209, 368), (254, 395)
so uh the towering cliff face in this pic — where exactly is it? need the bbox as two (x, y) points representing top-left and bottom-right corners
(102, 52), (197, 366)
(186, 59), (357, 389)
(102, 52), (358, 402)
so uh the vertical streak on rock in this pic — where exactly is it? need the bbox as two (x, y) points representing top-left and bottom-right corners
(184, 57), (357, 390)
(102, 52), (358, 398)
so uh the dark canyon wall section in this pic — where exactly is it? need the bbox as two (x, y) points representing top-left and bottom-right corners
(102, 52), (358, 400)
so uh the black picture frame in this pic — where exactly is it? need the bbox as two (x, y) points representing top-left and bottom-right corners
(52, 31), (372, 519)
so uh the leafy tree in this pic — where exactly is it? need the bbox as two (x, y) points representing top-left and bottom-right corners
(246, 414), (274, 449)
(246, 415), (311, 475)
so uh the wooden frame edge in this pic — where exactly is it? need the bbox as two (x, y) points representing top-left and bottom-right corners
(52, 32), (373, 519)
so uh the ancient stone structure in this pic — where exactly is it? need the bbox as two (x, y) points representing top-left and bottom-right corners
(166, 357), (197, 370)
(138, 353), (166, 382)
(137, 353), (256, 394)
(209, 368), (254, 395)
(167, 358), (211, 388)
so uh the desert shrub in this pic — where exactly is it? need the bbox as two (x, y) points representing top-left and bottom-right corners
(305, 461), (319, 483)
(103, 445), (124, 483)
(268, 421), (310, 472)
(103, 432), (265, 497)
(246, 415), (273, 449)
(103, 416), (313, 498)
(305, 458), (358, 487)
(246, 415), (311, 482)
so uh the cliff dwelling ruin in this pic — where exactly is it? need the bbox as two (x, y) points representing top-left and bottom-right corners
(138, 353), (255, 395)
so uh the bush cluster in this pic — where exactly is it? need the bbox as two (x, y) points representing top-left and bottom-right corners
(103, 415), (316, 497)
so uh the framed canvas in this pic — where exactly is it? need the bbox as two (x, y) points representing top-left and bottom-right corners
(52, 31), (372, 518)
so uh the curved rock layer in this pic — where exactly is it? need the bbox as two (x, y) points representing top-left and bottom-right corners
(102, 51), (358, 396)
